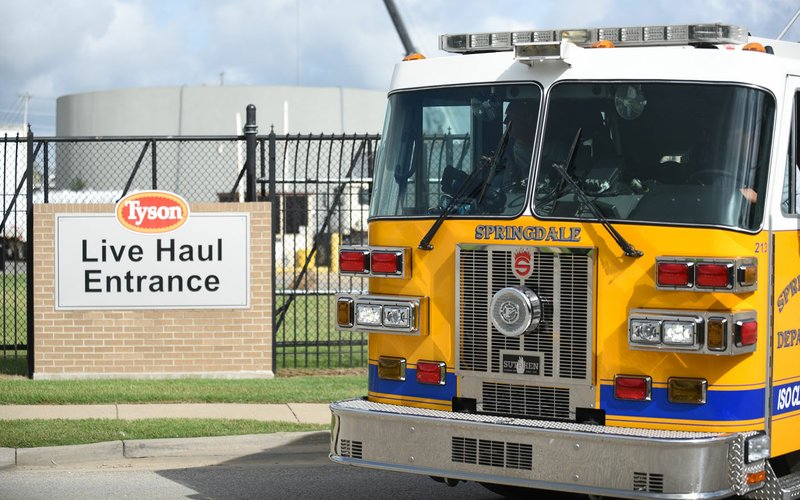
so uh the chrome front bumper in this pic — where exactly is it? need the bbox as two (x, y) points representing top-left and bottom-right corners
(330, 399), (765, 499)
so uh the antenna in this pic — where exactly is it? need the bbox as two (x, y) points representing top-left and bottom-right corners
(778, 7), (800, 40)
(382, 0), (418, 56)
(19, 92), (31, 128)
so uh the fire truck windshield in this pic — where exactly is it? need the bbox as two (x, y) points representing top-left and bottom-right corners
(534, 82), (774, 231)
(370, 84), (541, 218)
(370, 81), (774, 231)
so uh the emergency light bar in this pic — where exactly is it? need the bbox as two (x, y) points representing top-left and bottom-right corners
(439, 23), (748, 53)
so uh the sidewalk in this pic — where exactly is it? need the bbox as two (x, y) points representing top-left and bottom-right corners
(0, 403), (332, 469)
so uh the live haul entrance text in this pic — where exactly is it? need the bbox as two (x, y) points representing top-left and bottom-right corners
(82, 238), (223, 293)
(56, 212), (249, 310)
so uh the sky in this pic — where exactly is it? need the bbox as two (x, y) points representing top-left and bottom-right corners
(1, 0), (800, 136)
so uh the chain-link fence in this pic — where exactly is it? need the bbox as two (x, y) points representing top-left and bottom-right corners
(1, 120), (379, 375)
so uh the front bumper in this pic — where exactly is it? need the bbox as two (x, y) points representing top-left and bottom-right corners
(330, 399), (765, 499)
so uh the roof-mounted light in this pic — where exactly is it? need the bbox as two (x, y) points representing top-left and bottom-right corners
(439, 23), (748, 54)
(514, 41), (567, 65)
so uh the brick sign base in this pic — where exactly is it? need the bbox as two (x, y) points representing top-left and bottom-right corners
(32, 202), (273, 379)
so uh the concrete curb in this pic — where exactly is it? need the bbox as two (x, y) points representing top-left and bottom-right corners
(2, 431), (330, 467)
(0, 447), (15, 469)
(124, 431), (330, 459)
(16, 441), (124, 466)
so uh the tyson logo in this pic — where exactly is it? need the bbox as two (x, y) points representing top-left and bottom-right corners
(115, 191), (189, 233)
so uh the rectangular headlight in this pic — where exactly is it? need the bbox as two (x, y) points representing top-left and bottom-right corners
(630, 318), (661, 344)
(356, 304), (382, 326)
(383, 305), (411, 328)
(663, 320), (696, 345)
(629, 310), (711, 353)
(336, 294), (426, 335)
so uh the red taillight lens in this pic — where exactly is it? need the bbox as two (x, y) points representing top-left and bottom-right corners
(339, 250), (369, 273)
(614, 375), (651, 401)
(416, 361), (445, 385)
(736, 320), (758, 346)
(371, 252), (401, 275)
(696, 263), (732, 288)
(657, 262), (691, 286)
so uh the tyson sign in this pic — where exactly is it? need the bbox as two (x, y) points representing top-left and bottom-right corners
(115, 191), (189, 233)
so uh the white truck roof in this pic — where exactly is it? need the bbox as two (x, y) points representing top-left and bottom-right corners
(389, 24), (800, 94)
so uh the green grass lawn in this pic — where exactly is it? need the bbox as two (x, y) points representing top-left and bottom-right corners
(0, 373), (366, 405)
(0, 373), (366, 447)
(0, 280), (371, 447)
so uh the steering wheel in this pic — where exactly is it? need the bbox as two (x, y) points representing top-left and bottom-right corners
(686, 169), (737, 186)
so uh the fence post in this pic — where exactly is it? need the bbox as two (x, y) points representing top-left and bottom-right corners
(151, 139), (158, 190)
(268, 126), (277, 374)
(244, 105), (258, 202)
(25, 126), (34, 378)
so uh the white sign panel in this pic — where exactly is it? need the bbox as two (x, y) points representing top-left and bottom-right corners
(55, 213), (250, 310)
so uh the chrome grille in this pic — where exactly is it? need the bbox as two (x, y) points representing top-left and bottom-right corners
(489, 251), (555, 375)
(460, 249), (489, 372)
(559, 253), (590, 379)
(457, 244), (594, 419)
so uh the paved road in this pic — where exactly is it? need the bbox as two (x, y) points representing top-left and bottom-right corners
(0, 432), (601, 500)
(0, 437), (499, 500)
(0, 462), (504, 500)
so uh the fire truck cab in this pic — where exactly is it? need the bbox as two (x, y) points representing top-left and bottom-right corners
(330, 23), (800, 499)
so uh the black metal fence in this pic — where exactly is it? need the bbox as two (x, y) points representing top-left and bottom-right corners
(267, 133), (376, 370)
(0, 131), (31, 377)
(0, 107), (378, 376)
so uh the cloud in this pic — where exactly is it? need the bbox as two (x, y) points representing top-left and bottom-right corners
(1, 0), (799, 135)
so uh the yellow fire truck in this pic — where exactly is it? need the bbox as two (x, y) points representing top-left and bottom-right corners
(330, 23), (800, 498)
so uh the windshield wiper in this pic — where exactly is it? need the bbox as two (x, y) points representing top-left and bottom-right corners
(551, 129), (643, 258)
(418, 122), (513, 251)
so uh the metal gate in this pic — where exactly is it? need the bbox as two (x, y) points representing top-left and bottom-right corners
(0, 112), (378, 376)
(265, 132), (378, 370)
(0, 130), (32, 377)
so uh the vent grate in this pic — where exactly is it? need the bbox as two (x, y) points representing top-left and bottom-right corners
(340, 439), (363, 459)
(634, 472), (664, 493)
(452, 436), (532, 470)
(483, 382), (570, 419)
